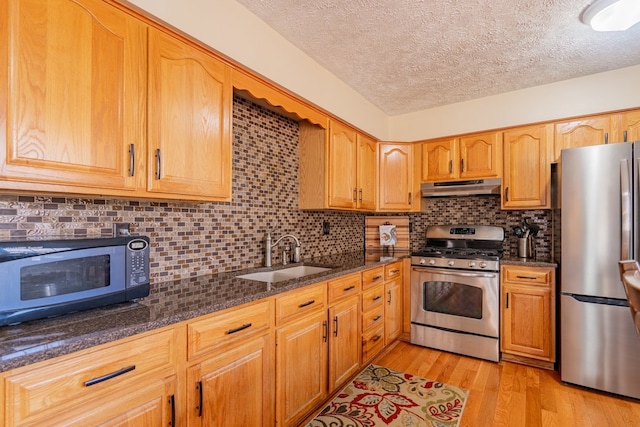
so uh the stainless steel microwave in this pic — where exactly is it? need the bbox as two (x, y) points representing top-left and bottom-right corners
(0, 236), (150, 325)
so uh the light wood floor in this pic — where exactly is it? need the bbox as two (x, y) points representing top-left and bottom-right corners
(372, 341), (640, 427)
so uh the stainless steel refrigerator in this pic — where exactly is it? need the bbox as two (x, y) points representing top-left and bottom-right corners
(560, 141), (640, 400)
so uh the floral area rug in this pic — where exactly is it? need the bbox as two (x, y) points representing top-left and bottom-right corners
(307, 364), (468, 427)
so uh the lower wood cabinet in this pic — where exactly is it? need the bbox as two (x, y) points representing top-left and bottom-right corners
(328, 295), (361, 392)
(187, 334), (273, 426)
(500, 265), (556, 368)
(3, 326), (183, 426)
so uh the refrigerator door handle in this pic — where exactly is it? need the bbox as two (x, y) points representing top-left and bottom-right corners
(620, 159), (632, 260)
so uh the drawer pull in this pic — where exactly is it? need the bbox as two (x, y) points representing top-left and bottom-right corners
(373, 275), (383, 281)
(226, 323), (252, 334)
(372, 335), (382, 342)
(373, 295), (382, 301)
(373, 315), (382, 322)
(516, 275), (538, 280)
(169, 394), (176, 426)
(298, 299), (316, 308)
(343, 285), (356, 291)
(390, 269), (400, 275)
(196, 381), (203, 417)
(84, 365), (136, 387)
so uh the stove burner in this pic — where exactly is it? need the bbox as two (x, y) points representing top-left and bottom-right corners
(414, 246), (503, 260)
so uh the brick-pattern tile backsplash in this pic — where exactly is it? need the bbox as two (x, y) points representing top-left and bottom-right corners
(0, 95), (554, 283)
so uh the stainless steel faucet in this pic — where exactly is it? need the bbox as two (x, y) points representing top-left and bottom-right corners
(265, 230), (301, 267)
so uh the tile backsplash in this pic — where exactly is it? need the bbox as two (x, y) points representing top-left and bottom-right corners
(0, 95), (552, 283)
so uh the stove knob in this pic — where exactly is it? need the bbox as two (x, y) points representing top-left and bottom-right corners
(480, 262), (487, 269)
(420, 258), (426, 265)
(428, 259), (436, 265)
(469, 261), (477, 268)
(448, 260), (455, 267)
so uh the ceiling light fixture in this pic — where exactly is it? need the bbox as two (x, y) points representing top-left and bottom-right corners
(582, 0), (640, 31)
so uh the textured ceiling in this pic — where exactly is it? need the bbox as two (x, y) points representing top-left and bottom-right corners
(235, 0), (640, 115)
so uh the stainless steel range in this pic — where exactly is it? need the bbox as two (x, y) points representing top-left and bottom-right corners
(410, 225), (504, 362)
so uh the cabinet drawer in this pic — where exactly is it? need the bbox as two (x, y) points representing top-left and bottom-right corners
(362, 325), (385, 362)
(362, 305), (384, 331)
(502, 266), (552, 286)
(188, 299), (272, 360)
(362, 266), (385, 290)
(327, 272), (361, 303)
(362, 284), (384, 312)
(5, 328), (178, 426)
(275, 283), (326, 326)
(384, 261), (402, 281)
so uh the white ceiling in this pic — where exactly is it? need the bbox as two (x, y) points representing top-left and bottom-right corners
(235, 0), (640, 116)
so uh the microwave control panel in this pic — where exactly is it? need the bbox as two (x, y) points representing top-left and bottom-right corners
(126, 238), (150, 286)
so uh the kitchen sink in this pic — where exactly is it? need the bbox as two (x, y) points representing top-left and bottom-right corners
(236, 265), (332, 283)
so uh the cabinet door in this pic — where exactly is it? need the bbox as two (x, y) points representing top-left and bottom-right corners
(276, 311), (328, 427)
(148, 28), (232, 200)
(1, 0), (146, 192)
(501, 284), (552, 360)
(356, 134), (377, 210)
(554, 114), (620, 161)
(421, 138), (458, 182)
(459, 132), (501, 179)
(378, 143), (414, 211)
(502, 124), (552, 209)
(328, 121), (358, 209)
(384, 278), (402, 345)
(188, 334), (274, 427)
(621, 110), (640, 142)
(328, 296), (361, 392)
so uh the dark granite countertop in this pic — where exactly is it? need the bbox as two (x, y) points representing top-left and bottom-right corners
(0, 251), (409, 373)
(501, 255), (558, 268)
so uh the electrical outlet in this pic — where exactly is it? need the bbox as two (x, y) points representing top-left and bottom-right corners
(113, 222), (131, 236)
(322, 221), (330, 235)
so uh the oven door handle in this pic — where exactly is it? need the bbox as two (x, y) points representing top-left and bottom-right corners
(411, 267), (497, 279)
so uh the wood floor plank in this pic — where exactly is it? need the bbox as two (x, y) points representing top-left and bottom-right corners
(369, 341), (640, 427)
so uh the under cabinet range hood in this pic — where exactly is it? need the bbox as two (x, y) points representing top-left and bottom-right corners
(421, 178), (501, 198)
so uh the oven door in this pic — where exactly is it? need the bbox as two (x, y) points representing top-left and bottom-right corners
(411, 266), (499, 338)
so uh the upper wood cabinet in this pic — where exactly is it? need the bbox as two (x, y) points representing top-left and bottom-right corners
(0, 0), (147, 193)
(299, 120), (377, 211)
(502, 124), (553, 210)
(147, 28), (232, 200)
(378, 142), (419, 211)
(0, 0), (232, 201)
(420, 132), (501, 182)
(553, 113), (621, 161)
(620, 110), (640, 142)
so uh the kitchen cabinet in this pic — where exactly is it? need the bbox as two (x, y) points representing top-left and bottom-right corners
(620, 109), (640, 142)
(326, 121), (377, 210)
(420, 132), (501, 182)
(384, 261), (403, 345)
(326, 273), (362, 392)
(378, 142), (420, 211)
(186, 299), (274, 426)
(361, 266), (386, 362)
(299, 121), (377, 211)
(553, 113), (621, 161)
(147, 27), (232, 200)
(502, 124), (553, 210)
(0, 0), (147, 194)
(0, 0), (232, 201)
(274, 283), (328, 427)
(3, 326), (184, 426)
(500, 265), (556, 368)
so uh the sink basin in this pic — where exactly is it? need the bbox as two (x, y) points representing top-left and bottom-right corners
(236, 266), (332, 283)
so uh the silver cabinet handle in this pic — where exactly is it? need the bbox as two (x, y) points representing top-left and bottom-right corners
(155, 148), (162, 179)
(129, 143), (135, 177)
